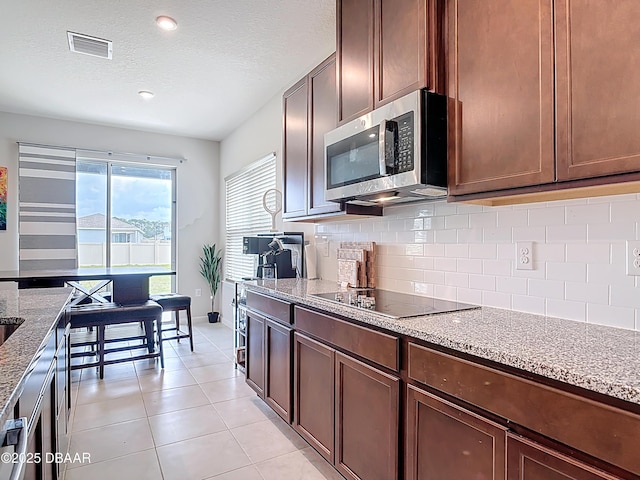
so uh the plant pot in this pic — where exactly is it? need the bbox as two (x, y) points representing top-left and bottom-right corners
(208, 312), (220, 323)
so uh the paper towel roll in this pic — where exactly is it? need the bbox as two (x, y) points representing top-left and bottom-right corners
(305, 244), (318, 279)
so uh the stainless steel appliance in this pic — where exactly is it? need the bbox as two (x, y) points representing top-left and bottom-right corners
(311, 289), (478, 319)
(324, 89), (447, 206)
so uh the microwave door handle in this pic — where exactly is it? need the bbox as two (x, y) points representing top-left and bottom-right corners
(378, 119), (388, 176)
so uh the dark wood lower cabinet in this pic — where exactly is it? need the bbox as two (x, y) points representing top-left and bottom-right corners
(264, 319), (292, 422)
(293, 332), (335, 462)
(405, 384), (506, 480)
(245, 311), (265, 397)
(335, 352), (400, 480)
(507, 435), (621, 480)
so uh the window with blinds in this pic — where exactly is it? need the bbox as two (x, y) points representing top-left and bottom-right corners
(225, 153), (276, 281)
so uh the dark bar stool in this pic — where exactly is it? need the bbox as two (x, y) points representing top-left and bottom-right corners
(150, 293), (194, 351)
(69, 300), (164, 379)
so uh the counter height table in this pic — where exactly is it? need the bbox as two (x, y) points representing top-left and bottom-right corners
(0, 266), (176, 305)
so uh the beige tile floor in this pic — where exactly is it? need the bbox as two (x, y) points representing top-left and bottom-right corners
(64, 317), (343, 480)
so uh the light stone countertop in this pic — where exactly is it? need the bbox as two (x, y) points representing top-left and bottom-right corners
(244, 278), (640, 406)
(0, 287), (73, 429)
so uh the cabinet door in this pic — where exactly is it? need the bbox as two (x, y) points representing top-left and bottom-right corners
(293, 333), (335, 463)
(507, 435), (621, 480)
(406, 384), (506, 480)
(335, 352), (400, 480)
(245, 311), (265, 397)
(308, 54), (341, 216)
(447, 0), (555, 195)
(264, 319), (292, 422)
(282, 77), (309, 218)
(555, 1), (640, 181)
(375, 0), (429, 107)
(338, 0), (375, 123)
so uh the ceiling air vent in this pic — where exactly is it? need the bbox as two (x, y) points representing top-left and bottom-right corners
(67, 31), (113, 59)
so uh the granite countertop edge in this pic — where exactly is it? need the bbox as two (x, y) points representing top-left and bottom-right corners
(243, 279), (640, 406)
(0, 288), (73, 428)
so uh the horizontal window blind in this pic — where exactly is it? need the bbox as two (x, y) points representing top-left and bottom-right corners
(225, 153), (276, 281)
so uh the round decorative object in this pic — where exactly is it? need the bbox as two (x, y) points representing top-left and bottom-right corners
(262, 188), (282, 232)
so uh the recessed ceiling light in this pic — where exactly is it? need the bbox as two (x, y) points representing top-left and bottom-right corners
(156, 16), (178, 31)
(138, 90), (155, 100)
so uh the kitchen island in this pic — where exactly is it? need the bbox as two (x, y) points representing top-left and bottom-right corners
(242, 278), (640, 480)
(0, 287), (73, 479)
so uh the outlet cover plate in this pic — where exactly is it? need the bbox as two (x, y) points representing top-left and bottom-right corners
(516, 242), (533, 270)
(626, 240), (640, 275)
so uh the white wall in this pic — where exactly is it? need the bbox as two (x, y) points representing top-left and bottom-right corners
(0, 111), (220, 317)
(315, 195), (640, 331)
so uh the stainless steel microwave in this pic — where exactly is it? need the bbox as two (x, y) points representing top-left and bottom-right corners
(324, 89), (447, 205)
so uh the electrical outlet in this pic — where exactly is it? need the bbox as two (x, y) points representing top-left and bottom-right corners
(515, 241), (533, 270)
(626, 240), (640, 275)
(195, 288), (202, 297)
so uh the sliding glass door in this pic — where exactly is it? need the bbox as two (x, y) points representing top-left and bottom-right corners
(76, 160), (175, 293)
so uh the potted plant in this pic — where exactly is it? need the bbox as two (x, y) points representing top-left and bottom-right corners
(199, 243), (223, 323)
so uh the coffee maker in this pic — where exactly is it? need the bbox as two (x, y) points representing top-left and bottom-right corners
(242, 232), (304, 280)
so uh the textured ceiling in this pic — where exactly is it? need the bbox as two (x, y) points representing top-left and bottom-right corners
(0, 0), (336, 141)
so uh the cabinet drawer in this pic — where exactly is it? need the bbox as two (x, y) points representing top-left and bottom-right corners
(247, 291), (292, 325)
(295, 306), (399, 371)
(408, 343), (640, 476)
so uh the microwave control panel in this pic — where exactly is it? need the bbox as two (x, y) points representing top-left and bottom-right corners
(387, 111), (414, 174)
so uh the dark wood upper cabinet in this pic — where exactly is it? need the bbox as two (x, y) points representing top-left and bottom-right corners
(335, 352), (400, 480)
(338, 0), (442, 124)
(447, 0), (556, 195)
(282, 77), (309, 218)
(337, 0), (375, 123)
(283, 54), (341, 220)
(555, 0), (640, 181)
(507, 435), (622, 480)
(308, 55), (341, 216)
(406, 384), (507, 480)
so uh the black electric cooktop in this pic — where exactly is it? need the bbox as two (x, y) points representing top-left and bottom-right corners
(311, 289), (479, 319)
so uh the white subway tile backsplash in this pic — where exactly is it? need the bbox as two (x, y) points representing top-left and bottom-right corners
(513, 226), (546, 242)
(586, 304), (635, 330)
(546, 262), (586, 282)
(457, 258), (483, 274)
(610, 285), (640, 308)
(483, 227), (513, 243)
(565, 281), (609, 305)
(587, 222), (636, 242)
(483, 291), (512, 309)
(469, 244), (497, 259)
(546, 299), (586, 322)
(483, 259), (512, 276)
(546, 224), (587, 243)
(528, 278), (564, 300)
(445, 214), (470, 229)
(497, 210), (528, 227)
(529, 206), (564, 226)
(565, 243), (610, 263)
(512, 294), (545, 315)
(469, 212), (498, 228)
(434, 229), (458, 244)
(434, 257), (457, 272)
(469, 274), (496, 291)
(445, 272), (469, 288)
(566, 203), (610, 224)
(315, 195), (640, 330)
(496, 276), (527, 295)
(445, 244), (469, 258)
